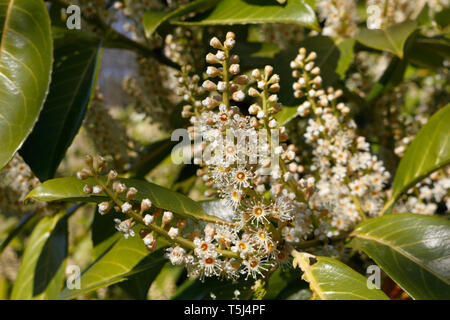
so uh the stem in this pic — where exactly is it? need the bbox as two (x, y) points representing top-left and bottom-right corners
(93, 174), (240, 259)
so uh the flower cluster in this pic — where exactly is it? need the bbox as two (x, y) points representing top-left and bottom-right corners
(317, 0), (358, 38)
(290, 47), (391, 235)
(0, 154), (46, 214)
(83, 93), (138, 172)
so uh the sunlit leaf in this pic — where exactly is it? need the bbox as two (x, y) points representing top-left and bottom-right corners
(0, 0), (53, 170)
(292, 251), (389, 300)
(11, 212), (68, 300)
(349, 213), (450, 300)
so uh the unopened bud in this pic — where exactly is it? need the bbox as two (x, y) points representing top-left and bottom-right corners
(126, 187), (138, 199)
(141, 198), (152, 211)
(98, 202), (111, 215)
(163, 211), (173, 224)
(210, 36), (222, 49)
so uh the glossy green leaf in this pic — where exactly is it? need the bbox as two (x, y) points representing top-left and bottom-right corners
(381, 105), (450, 213)
(143, 0), (220, 38)
(349, 213), (450, 300)
(27, 176), (220, 223)
(0, 0), (53, 170)
(11, 212), (68, 300)
(292, 251), (389, 300)
(59, 230), (167, 300)
(335, 38), (355, 78)
(356, 20), (417, 58)
(175, 0), (319, 31)
(274, 106), (298, 126)
(20, 32), (102, 181)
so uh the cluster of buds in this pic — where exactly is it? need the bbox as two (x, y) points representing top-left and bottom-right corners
(76, 154), (185, 251)
(290, 48), (391, 237)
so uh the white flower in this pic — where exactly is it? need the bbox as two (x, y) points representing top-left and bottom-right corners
(168, 227), (179, 239)
(143, 214), (154, 225)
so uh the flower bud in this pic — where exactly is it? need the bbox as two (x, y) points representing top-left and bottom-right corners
(108, 170), (118, 182)
(76, 168), (92, 180)
(224, 37), (235, 49)
(121, 202), (132, 213)
(210, 36), (222, 49)
(233, 75), (249, 85)
(92, 185), (103, 194)
(226, 31), (235, 40)
(141, 198), (152, 211)
(126, 187), (137, 199)
(143, 214), (154, 225)
(264, 65), (274, 76)
(229, 64), (240, 75)
(163, 211), (173, 224)
(206, 66), (219, 77)
(83, 185), (93, 194)
(113, 181), (127, 194)
(248, 87), (260, 97)
(168, 227), (179, 239)
(96, 156), (106, 171)
(232, 90), (245, 102)
(202, 80), (217, 91)
(206, 53), (218, 64)
(251, 69), (262, 80)
(98, 201), (111, 215)
(84, 155), (93, 166)
(143, 233), (154, 246)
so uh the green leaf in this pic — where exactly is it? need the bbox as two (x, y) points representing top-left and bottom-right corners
(356, 20), (418, 58)
(274, 106), (298, 126)
(11, 212), (68, 300)
(20, 32), (102, 181)
(0, 0), (53, 170)
(59, 230), (167, 300)
(0, 211), (38, 254)
(335, 38), (355, 79)
(381, 105), (450, 213)
(292, 251), (389, 300)
(142, 0), (220, 38)
(349, 213), (450, 300)
(175, 0), (319, 31)
(408, 36), (450, 69)
(27, 176), (220, 223)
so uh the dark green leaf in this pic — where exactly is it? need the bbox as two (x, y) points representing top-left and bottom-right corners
(11, 212), (68, 299)
(381, 104), (450, 213)
(59, 230), (167, 300)
(175, 0), (320, 31)
(356, 20), (418, 58)
(143, 0), (220, 38)
(349, 213), (450, 300)
(0, 0), (53, 170)
(20, 32), (102, 181)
